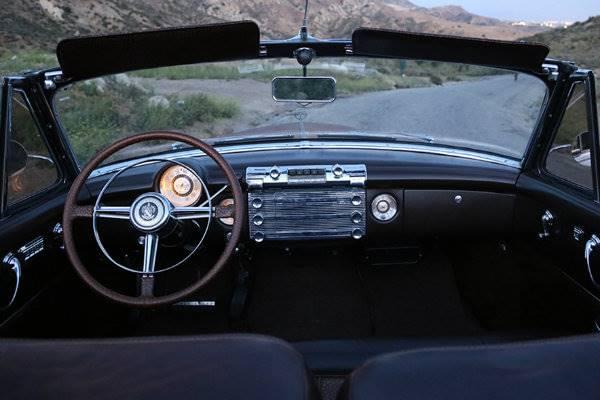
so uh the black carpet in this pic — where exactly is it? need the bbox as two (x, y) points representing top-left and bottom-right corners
(244, 247), (483, 341)
(360, 250), (484, 337)
(245, 248), (372, 341)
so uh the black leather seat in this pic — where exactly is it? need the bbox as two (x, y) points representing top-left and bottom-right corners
(294, 333), (546, 372)
(0, 334), (317, 400)
(340, 335), (600, 400)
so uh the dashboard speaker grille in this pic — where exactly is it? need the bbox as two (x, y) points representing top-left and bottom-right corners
(248, 187), (366, 241)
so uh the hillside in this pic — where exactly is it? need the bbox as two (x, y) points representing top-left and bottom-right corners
(526, 16), (600, 70)
(0, 0), (548, 53)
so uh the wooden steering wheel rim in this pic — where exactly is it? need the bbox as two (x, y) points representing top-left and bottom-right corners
(62, 131), (245, 307)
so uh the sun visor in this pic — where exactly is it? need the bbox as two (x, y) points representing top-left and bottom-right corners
(57, 21), (260, 80)
(352, 28), (549, 73)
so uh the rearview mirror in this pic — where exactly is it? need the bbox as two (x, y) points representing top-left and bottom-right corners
(272, 76), (336, 103)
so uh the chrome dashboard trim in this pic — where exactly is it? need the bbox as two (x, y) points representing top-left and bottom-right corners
(90, 141), (521, 178)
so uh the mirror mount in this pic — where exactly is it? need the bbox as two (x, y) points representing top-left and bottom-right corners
(294, 47), (315, 77)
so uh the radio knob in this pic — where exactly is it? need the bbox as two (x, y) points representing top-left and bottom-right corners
(332, 164), (344, 178)
(270, 166), (281, 180)
(351, 212), (362, 224)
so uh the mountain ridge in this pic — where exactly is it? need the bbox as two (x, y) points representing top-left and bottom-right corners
(525, 15), (600, 70)
(0, 0), (548, 53)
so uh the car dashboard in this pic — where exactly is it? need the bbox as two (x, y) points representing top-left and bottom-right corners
(84, 143), (521, 245)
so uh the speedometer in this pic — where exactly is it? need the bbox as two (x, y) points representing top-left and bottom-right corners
(158, 165), (203, 207)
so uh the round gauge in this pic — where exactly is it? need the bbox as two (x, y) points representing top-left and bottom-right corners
(218, 198), (235, 226)
(371, 194), (398, 222)
(158, 165), (203, 207)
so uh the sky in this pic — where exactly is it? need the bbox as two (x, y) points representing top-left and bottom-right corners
(413, 0), (600, 22)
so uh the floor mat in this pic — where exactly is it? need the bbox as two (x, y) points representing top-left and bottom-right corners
(245, 247), (484, 340)
(245, 248), (372, 341)
(361, 250), (484, 336)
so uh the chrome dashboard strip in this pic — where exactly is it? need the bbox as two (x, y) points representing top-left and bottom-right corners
(90, 141), (521, 178)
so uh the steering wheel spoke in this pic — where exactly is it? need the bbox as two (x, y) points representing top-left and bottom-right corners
(72, 205), (94, 219)
(96, 206), (131, 220)
(170, 206), (212, 220)
(142, 233), (159, 274)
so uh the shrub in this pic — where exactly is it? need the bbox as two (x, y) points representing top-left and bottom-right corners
(55, 78), (239, 163)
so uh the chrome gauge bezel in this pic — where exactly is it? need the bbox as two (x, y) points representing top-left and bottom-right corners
(371, 193), (398, 222)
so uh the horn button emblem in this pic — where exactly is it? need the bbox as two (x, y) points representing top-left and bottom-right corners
(130, 193), (171, 232)
(139, 202), (159, 221)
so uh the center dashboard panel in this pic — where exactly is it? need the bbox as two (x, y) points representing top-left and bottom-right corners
(246, 164), (367, 241)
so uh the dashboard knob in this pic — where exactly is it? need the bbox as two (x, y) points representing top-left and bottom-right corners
(351, 212), (362, 224)
(270, 166), (281, 180)
(332, 164), (344, 178)
(252, 198), (263, 209)
(371, 194), (398, 222)
(253, 214), (264, 226)
(253, 232), (265, 243)
(352, 228), (363, 240)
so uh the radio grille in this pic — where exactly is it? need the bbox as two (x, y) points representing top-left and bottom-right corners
(248, 187), (366, 241)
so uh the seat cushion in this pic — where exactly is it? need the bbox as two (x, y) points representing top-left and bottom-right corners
(0, 334), (317, 400)
(341, 335), (600, 400)
(293, 332), (548, 372)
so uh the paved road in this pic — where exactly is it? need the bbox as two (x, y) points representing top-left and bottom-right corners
(137, 74), (547, 158)
(269, 74), (547, 158)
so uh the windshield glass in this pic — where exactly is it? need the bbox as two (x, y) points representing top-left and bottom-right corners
(54, 57), (548, 164)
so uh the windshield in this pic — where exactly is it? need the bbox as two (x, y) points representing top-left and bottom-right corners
(54, 57), (548, 164)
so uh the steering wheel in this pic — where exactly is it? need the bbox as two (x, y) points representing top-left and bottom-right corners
(62, 131), (245, 307)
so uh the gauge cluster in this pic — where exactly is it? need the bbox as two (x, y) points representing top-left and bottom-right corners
(157, 164), (235, 227)
(158, 165), (203, 207)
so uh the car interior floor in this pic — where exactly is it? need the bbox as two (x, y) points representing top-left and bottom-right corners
(4, 238), (595, 340)
(244, 245), (484, 340)
(243, 239), (592, 340)
(2, 237), (597, 400)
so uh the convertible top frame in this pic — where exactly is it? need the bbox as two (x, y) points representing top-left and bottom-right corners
(55, 21), (551, 82)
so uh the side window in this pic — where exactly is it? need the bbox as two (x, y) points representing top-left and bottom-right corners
(6, 91), (59, 206)
(545, 82), (594, 190)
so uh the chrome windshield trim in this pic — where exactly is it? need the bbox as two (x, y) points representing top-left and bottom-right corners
(89, 141), (521, 178)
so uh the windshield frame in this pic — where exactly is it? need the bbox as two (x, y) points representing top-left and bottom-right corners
(48, 38), (553, 170)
